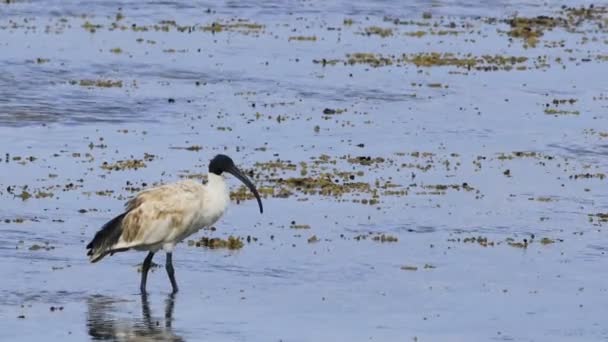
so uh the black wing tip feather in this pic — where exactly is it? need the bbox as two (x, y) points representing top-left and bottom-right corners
(86, 212), (128, 262)
(89, 253), (106, 263)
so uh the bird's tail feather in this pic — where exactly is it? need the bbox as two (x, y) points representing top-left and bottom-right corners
(86, 212), (127, 263)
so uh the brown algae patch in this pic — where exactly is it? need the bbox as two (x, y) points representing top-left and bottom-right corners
(101, 159), (147, 171)
(250, 158), (375, 198)
(16, 189), (32, 201)
(347, 156), (385, 166)
(363, 26), (393, 37)
(507, 16), (561, 47)
(404, 53), (528, 71)
(78, 16), (267, 35)
(290, 221), (311, 229)
(231, 174), (372, 200)
(170, 145), (203, 151)
(353, 232), (398, 243)
(496, 151), (553, 160)
(72, 79), (123, 88)
(35, 57), (50, 64)
(420, 183), (475, 195)
(322, 108), (346, 115)
(288, 36), (317, 41)
(227, 154), (481, 204)
(450, 236), (496, 247)
(400, 265), (418, 271)
(34, 191), (54, 199)
(533, 196), (555, 202)
(188, 236), (244, 250)
(404, 30), (427, 37)
(346, 53), (393, 67)
(3, 217), (28, 224)
(82, 21), (103, 33)
(405, 52), (476, 68)
(372, 234), (398, 242)
(401, 264), (436, 271)
(100, 153), (155, 171)
(449, 235), (562, 248)
(544, 109), (580, 115)
(320, 52), (529, 70)
(570, 173), (606, 180)
(278, 175), (372, 196)
(201, 19), (264, 34)
(505, 6), (608, 47)
(590, 213), (608, 223)
(307, 235), (319, 243)
(543, 98), (580, 115)
(507, 238), (529, 248)
(540, 237), (556, 245)
(255, 159), (298, 172)
(28, 243), (55, 251)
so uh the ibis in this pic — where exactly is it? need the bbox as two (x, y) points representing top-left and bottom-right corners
(86, 154), (263, 294)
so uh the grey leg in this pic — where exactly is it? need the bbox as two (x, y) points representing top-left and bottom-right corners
(140, 252), (155, 294)
(165, 252), (178, 293)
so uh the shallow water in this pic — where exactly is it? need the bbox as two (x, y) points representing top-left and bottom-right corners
(1, 0), (608, 341)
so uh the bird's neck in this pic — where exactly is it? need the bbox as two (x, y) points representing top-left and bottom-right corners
(207, 173), (228, 194)
(205, 173), (230, 213)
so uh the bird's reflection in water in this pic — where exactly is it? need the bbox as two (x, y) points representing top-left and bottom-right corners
(87, 293), (184, 341)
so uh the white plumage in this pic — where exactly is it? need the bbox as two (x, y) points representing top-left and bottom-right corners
(111, 176), (229, 255)
(86, 154), (263, 293)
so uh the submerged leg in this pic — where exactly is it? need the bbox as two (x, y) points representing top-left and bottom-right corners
(140, 292), (153, 329)
(165, 293), (176, 328)
(140, 252), (155, 294)
(165, 252), (178, 293)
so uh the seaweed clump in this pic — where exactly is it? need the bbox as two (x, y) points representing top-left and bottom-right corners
(101, 159), (147, 171)
(72, 79), (123, 88)
(201, 20), (264, 34)
(507, 16), (562, 47)
(363, 26), (393, 37)
(188, 236), (244, 250)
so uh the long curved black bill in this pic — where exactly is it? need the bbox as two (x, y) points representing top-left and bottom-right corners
(228, 166), (263, 214)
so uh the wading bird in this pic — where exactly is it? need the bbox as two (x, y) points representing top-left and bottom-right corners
(86, 154), (263, 294)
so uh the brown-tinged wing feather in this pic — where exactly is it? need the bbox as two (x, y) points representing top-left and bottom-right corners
(119, 181), (203, 245)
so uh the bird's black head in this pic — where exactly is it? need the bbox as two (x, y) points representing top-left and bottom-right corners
(209, 154), (235, 175)
(208, 154), (264, 214)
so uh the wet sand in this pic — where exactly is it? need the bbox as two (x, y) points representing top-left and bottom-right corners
(1, 0), (607, 341)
